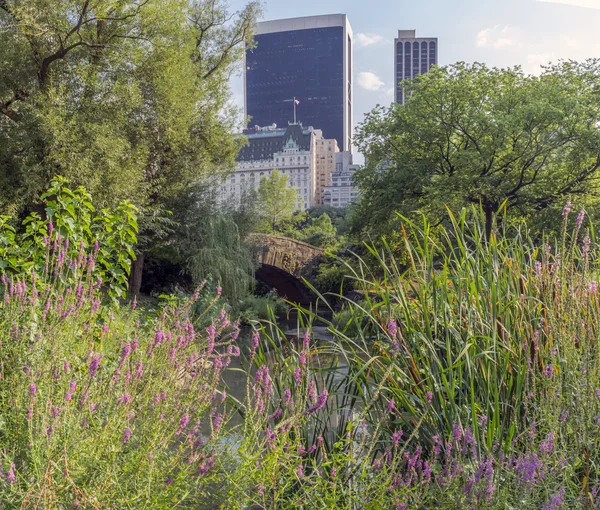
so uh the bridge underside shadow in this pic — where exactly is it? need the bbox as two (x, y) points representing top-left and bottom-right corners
(255, 264), (316, 305)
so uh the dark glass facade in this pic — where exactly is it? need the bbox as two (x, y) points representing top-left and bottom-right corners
(246, 27), (347, 151)
(394, 36), (438, 105)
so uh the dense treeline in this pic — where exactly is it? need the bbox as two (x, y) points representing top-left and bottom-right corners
(353, 61), (600, 242)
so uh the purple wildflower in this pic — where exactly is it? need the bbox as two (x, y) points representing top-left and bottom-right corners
(387, 400), (396, 412)
(392, 429), (403, 447)
(88, 354), (102, 378)
(117, 393), (131, 405)
(269, 408), (283, 421)
(177, 413), (190, 435)
(251, 332), (260, 351)
(305, 389), (328, 415)
(562, 200), (572, 217)
(6, 463), (16, 484)
(452, 423), (463, 442)
(29, 383), (36, 397)
(577, 209), (585, 228)
(387, 320), (398, 339)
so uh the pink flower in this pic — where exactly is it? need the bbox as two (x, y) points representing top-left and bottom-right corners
(88, 354), (102, 378)
(117, 393), (131, 405)
(392, 429), (403, 446)
(387, 320), (398, 339)
(6, 463), (16, 484)
(562, 200), (572, 217)
(305, 390), (328, 415)
(122, 428), (131, 444)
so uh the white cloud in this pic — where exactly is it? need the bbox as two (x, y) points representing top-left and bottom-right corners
(355, 33), (384, 47)
(476, 26), (522, 49)
(527, 53), (553, 75)
(357, 72), (384, 91)
(536, 0), (600, 9)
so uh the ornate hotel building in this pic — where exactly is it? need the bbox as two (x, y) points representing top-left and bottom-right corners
(217, 123), (339, 210)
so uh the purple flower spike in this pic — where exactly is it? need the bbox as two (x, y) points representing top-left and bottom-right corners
(122, 428), (131, 444)
(88, 354), (102, 378)
(6, 463), (16, 484)
(305, 389), (328, 415)
(387, 320), (398, 339)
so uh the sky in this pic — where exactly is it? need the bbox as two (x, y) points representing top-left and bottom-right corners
(226, 0), (600, 159)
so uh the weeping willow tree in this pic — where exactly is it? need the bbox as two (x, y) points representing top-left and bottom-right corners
(187, 214), (256, 300)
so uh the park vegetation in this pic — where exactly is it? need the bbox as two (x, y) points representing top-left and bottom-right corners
(4, 2), (600, 508)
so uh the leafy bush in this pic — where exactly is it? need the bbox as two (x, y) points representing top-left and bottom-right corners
(0, 177), (137, 299)
(0, 181), (241, 507)
(229, 292), (290, 324)
(3, 181), (600, 508)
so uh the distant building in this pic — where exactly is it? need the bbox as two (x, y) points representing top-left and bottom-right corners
(315, 138), (339, 206)
(323, 151), (360, 208)
(217, 123), (337, 210)
(394, 30), (438, 104)
(245, 14), (353, 151)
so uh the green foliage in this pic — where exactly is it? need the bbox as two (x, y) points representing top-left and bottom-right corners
(0, 0), (260, 244)
(0, 269), (239, 506)
(256, 169), (302, 233)
(3, 188), (600, 507)
(228, 292), (290, 325)
(354, 60), (600, 240)
(186, 213), (257, 300)
(0, 177), (137, 298)
(309, 205), (351, 236)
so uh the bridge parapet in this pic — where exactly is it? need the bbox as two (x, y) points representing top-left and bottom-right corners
(247, 233), (325, 278)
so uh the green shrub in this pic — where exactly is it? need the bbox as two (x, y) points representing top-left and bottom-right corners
(0, 176), (137, 299)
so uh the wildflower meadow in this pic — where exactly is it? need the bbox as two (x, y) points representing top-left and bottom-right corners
(1, 181), (600, 509)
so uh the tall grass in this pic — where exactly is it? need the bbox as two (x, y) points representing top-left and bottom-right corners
(3, 189), (600, 507)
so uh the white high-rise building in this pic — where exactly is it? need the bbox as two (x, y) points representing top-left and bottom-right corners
(394, 30), (438, 105)
(217, 123), (337, 210)
(323, 151), (360, 208)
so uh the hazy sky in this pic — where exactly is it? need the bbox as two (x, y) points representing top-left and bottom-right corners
(227, 0), (600, 155)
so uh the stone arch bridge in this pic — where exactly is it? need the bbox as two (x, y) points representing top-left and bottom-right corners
(246, 234), (325, 304)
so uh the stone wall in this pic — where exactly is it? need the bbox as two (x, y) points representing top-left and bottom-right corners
(247, 233), (325, 278)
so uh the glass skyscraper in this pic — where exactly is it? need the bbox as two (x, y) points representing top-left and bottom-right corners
(394, 30), (438, 105)
(245, 15), (353, 152)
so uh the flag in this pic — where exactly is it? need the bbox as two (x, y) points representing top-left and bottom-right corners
(295, 99), (300, 105)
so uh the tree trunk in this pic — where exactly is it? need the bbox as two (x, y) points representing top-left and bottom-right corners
(129, 251), (144, 296)
(484, 204), (494, 241)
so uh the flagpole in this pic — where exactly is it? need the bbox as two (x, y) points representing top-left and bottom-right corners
(293, 96), (297, 124)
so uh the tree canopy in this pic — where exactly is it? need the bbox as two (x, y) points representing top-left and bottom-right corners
(256, 169), (302, 232)
(0, 0), (260, 219)
(353, 61), (600, 238)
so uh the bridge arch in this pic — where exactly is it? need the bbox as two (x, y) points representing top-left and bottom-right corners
(247, 234), (325, 304)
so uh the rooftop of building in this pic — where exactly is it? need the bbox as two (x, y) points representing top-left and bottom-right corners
(257, 14), (352, 36)
(237, 123), (321, 162)
(395, 29), (437, 41)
